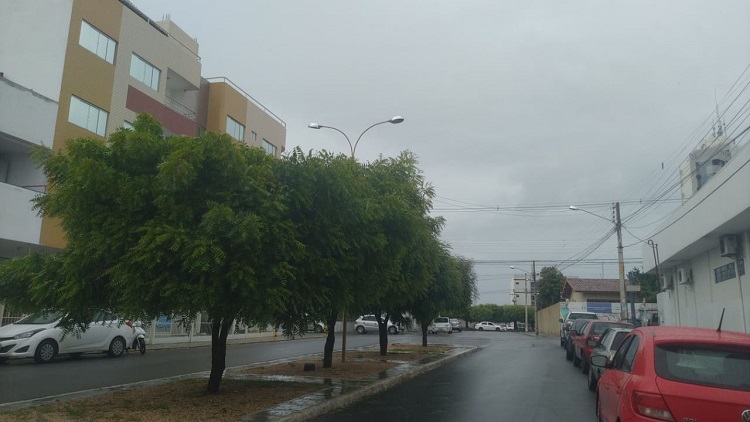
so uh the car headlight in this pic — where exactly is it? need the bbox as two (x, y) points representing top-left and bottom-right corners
(13, 329), (46, 340)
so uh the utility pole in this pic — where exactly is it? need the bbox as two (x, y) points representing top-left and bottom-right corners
(533, 260), (538, 336)
(615, 202), (627, 322)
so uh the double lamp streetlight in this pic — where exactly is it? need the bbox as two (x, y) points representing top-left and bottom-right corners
(307, 115), (405, 362)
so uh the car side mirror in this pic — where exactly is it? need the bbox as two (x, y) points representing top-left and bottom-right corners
(590, 355), (609, 368)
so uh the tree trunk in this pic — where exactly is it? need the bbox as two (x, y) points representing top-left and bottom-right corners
(379, 324), (389, 356)
(207, 319), (231, 393)
(422, 324), (428, 347)
(323, 309), (338, 368)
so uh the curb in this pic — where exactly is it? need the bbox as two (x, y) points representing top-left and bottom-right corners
(240, 346), (478, 422)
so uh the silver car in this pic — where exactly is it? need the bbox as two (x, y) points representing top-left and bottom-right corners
(587, 327), (632, 391)
(429, 317), (453, 334)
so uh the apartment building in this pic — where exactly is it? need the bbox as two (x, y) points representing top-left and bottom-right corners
(0, 0), (286, 324)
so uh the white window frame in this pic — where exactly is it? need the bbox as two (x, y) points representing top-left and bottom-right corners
(129, 54), (161, 91)
(68, 96), (109, 136)
(79, 20), (116, 64)
(227, 116), (245, 141)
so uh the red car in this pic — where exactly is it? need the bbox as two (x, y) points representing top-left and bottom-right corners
(573, 320), (634, 373)
(593, 326), (750, 422)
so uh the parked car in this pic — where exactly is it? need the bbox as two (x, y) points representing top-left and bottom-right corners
(305, 321), (326, 333)
(587, 327), (633, 391)
(474, 321), (503, 331)
(449, 318), (462, 333)
(560, 311), (598, 347)
(428, 317), (452, 334)
(0, 310), (140, 363)
(573, 320), (634, 373)
(592, 326), (750, 422)
(354, 315), (402, 335)
(565, 319), (590, 361)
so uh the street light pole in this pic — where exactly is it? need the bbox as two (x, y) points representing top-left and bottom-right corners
(510, 266), (530, 333)
(569, 204), (628, 322)
(308, 116), (404, 362)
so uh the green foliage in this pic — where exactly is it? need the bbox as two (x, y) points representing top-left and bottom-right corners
(628, 267), (659, 302)
(537, 266), (565, 309)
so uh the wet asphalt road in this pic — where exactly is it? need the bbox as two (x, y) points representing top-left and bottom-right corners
(0, 334), (380, 404)
(311, 331), (597, 422)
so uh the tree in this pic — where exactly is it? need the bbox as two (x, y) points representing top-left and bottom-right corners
(0, 114), (297, 393)
(410, 246), (477, 346)
(274, 149), (379, 368)
(355, 152), (443, 355)
(537, 266), (566, 309)
(628, 267), (659, 302)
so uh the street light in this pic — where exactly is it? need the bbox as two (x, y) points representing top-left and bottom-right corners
(569, 204), (627, 322)
(307, 116), (405, 362)
(308, 116), (404, 159)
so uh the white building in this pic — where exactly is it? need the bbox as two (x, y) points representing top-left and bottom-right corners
(642, 125), (749, 333)
(511, 274), (536, 308)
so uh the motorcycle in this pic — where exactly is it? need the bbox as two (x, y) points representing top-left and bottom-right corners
(127, 321), (147, 355)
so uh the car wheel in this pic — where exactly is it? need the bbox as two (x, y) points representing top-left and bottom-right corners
(0, 357), (8, 364)
(314, 325), (324, 333)
(587, 367), (597, 391)
(573, 350), (581, 367)
(108, 337), (126, 357)
(478, 327), (484, 331)
(34, 339), (57, 363)
(582, 357), (589, 374)
(388, 326), (397, 335)
(565, 344), (573, 361)
(356, 326), (365, 334)
(596, 392), (603, 422)
(561, 338), (565, 347)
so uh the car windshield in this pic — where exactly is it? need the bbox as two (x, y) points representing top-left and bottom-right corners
(15, 311), (63, 325)
(655, 344), (750, 391)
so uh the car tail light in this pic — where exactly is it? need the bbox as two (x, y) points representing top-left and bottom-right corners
(632, 391), (674, 421)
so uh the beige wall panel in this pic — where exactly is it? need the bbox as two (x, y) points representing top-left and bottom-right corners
(109, 9), (201, 133)
(206, 82), (248, 140)
(41, 0), (123, 248)
(246, 102), (287, 155)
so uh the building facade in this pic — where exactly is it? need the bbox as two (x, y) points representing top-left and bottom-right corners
(0, 0), (286, 325)
(642, 129), (749, 333)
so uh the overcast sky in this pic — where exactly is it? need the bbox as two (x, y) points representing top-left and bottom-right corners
(132, 0), (750, 305)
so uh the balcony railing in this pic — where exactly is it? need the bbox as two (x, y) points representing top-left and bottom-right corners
(164, 96), (196, 120)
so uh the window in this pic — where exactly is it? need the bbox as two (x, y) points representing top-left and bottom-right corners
(129, 54), (160, 91)
(79, 21), (116, 64)
(226, 116), (245, 141)
(68, 96), (108, 136)
(715, 259), (745, 283)
(262, 139), (277, 156)
(655, 344), (750, 391)
(250, 131), (257, 142)
(122, 121), (134, 130)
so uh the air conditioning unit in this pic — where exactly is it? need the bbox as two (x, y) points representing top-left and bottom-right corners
(661, 275), (673, 290)
(677, 267), (693, 285)
(720, 235), (740, 257)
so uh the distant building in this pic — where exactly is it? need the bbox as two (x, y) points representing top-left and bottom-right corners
(510, 274), (536, 308)
(0, 0), (286, 324)
(643, 120), (748, 333)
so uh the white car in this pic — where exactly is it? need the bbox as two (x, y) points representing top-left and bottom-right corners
(428, 317), (453, 334)
(473, 321), (504, 331)
(0, 310), (140, 363)
(354, 315), (403, 335)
